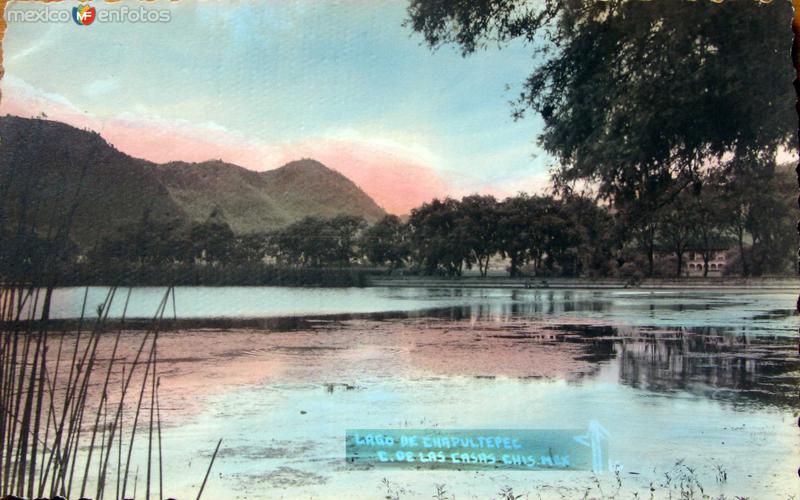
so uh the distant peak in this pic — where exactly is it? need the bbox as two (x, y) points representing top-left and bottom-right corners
(164, 159), (234, 169)
(279, 158), (332, 172)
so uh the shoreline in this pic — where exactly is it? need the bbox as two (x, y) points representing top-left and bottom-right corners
(3, 276), (799, 291)
(366, 276), (800, 291)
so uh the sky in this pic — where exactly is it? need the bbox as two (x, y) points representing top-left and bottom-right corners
(0, 0), (552, 214)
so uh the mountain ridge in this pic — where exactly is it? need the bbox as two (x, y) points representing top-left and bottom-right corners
(0, 115), (386, 248)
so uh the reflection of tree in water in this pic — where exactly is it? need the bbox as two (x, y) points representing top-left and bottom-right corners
(412, 290), (613, 323)
(105, 292), (798, 410)
(364, 295), (799, 409)
(609, 326), (799, 409)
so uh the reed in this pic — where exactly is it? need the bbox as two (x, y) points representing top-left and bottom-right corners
(196, 439), (222, 500)
(1, 120), (224, 499)
(0, 285), (152, 498)
(0, 284), (224, 500)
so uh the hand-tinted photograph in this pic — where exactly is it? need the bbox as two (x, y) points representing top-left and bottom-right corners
(0, 1), (797, 499)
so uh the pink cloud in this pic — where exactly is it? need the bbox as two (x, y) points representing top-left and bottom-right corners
(1, 78), (449, 214)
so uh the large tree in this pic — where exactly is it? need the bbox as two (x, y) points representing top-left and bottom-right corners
(495, 194), (569, 277)
(737, 163), (796, 275)
(559, 195), (615, 277)
(407, 0), (794, 212)
(457, 194), (500, 277)
(496, 194), (538, 277)
(691, 174), (732, 278)
(92, 210), (188, 266)
(361, 215), (410, 269)
(408, 198), (472, 275)
(328, 215), (368, 265)
(190, 207), (235, 264)
(656, 191), (701, 277)
(272, 215), (366, 267)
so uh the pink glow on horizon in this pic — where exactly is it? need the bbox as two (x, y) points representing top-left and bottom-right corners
(0, 86), (449, 214)
(262, 140), (449, 214)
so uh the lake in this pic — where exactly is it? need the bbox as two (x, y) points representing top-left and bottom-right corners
(41, 287), (800, 498)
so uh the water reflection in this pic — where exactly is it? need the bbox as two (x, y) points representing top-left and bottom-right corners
(7, 286), (796, 498)
(245, 300), (797, 411)
(433, 298), (799, 409)
(162, 299), (797, 411)
(608, 327), (800, 408)
(10, 286), (798, 411)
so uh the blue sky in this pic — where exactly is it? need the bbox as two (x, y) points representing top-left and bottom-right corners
(1, 0), (551, 212)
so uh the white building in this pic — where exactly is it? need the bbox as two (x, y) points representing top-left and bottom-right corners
(684, 249), (728, 277)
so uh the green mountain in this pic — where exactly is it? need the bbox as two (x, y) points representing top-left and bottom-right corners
(0, 116), (185, 249)
(0, 116), (386, 249)
(153, 160), (291, 233)
(153, 158), (386, 234)
(260, 159), (387, 225)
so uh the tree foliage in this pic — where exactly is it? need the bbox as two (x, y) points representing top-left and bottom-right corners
(407, 194), (615, 277)
(72, 171), (798, 281)
(406, 0), (794, 217)
(273, 215), (367, 267)
(360, 215), (410, 269)
(190, 206), (235, 263)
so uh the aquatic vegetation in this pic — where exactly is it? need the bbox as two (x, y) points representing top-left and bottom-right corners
(0, 286), (221, 500)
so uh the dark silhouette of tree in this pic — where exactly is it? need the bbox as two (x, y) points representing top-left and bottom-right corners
(190, 207), (235, 264)
(230, 233), (271, 263)
(741, 165), (796, 276)
(559, 195), (615, 277)
(691, 175), (732, 278)
(274, 217), (322, 266)
(656, 192), (701, 277)
(457, 195), (499, 277)
(408, 198), (471, 276)
(272, 215), (366, 267)
(496, 194), (535, 277)
(536, 203), (575, 275)
(406, 0), (793, 222)
(361, 215), (410, 268)
(496, 194), (591, 277)
(718, 162), (795, 276)
(329, 215), (367, 265)
(92, 210), (187, 265)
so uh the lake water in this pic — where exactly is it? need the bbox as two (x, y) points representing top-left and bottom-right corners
(41, 287), (800, 498)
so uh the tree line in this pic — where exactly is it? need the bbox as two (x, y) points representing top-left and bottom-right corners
(76, 163), (795, 281)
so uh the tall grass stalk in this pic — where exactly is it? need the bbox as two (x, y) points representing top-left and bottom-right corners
(1, 122), (223, 499)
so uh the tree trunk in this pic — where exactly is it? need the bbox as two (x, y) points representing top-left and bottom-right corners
(737, 231), (748, 276)
(509, 255), (519, 277)
(675, 251), (683, 278)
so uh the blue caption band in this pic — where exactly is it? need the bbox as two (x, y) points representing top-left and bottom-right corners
(345, 424), (610, 471)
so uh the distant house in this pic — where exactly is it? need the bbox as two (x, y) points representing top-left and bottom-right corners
(683, 249), (729, 277)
